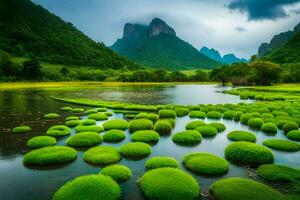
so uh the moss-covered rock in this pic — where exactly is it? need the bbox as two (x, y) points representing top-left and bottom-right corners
(209, 122), (226, 132)
(12, 125), (31, 133)
(195, 125), (217, 137)
(27, 136), (56, 148)
(185, 120), (206, 130)
(283, 121), (299, 134)
(154, 120), (172, 135)
(87, 113), (108, 121)
(71, 108), (84, 113)
(128, 119), (153, 133)
(175, 107), (190, 117)
(189, 111), (206, 119)
(287, 130), (300, 141)
(223, 111), (235, 119)
(83, 146), (121, 165)
(172, 130), (202, 145)
(263, 139), (300, 152)
(135, 113), (159, 122)
(66, 116), (79, 121)
(65, 120), (81, 127)
(119, 142), (152, 159)
(227, 131), (256, 143)
(261, 122), (278, 134)
(207, 111), (222, 119)
(100, 164), (132, 182)
(257, 164), (300, 183)
(158, 109), (176, 119)
(47, 125), (71, 137)
(81, 119), (96, 126)
(44, 113), (60, 119)
(61, 107), (72, 111)
(66, 132), (103, 147)
(74, 125), (103, 133)
(247, 118), (264, 129)
(84, 109), (97, 115)
(103, 119), (129, 130)
(145, 157), (179, 170)
(131, 130), (160, 144)
(103, 129), (126, 143)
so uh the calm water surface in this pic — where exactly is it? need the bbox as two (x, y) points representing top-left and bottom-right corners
(0, 84), (298, 200)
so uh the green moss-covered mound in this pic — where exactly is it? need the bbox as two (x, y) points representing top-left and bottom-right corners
(140, 168), (200, 200)
(87, 113), (108, 121)
(129, 119), (153, 133)
(119, 142), (152, 159)
(61, 107), (72, 111)
(158, 109), (176, 119)
(175, 107), (190, 117)
(263, 139), (300, 152)
(247, 118), (264, 129)
(154, 120), (172, 135)
(74, 125), (103, 133)
(223, 111), (235, 119)
(66, 116), (79, 121)
(27, 136), (56, 148)
(172, 130), (202, 145)
(71, 108), (84, 113)
(23, 146), (77, 165)
(185, 120), (206, 130)
(257, 164), (300, 182)
(83, 146), (121, 165)
(12, 125), (32, 133)
(135, 113), (159, 122)
(195, 125), (217, 137)
(207, 111), (222, 119)
(227, 131), (256, 143)
(261, 122), (278, 134)
(84, 109), (97, 115)
(81, 119), (96, 126)
(53, 174), (121, 200)
(225, 142), (274, 165)
(183, 152), (229, 176)
(287, 130), (300, 141)
(210, 177), (285, 200)
(65, 120), (81, 127)
(97, 107), (108, 112)
(103, 129), (126, 143)
(100, 164), (132, 182)
(189, 111), (206, 119)
(44, 113), (60, 119)
(47, 125), (71, 137)
(209, 122), (226, 132)
(145, 157), (179, 170)
(103, 119), (129, 130)
(283, 122), (299, 134)
(66, 132), (103, 147)
(131, 130), (160, 144)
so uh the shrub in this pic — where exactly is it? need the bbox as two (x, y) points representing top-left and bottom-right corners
(61, 107), (72, 111)
(103, 119), (129, 130)
(74, 125), (103, 133)
(225, 142), (274, 165)
(207, 111), (222, 119)
(209, 122), (226, 132)
(172, 130), (202, 145)
(145, 157), (179, 170)
(65, 119), (81, 127)
(247, 118), (264, 129)
(185, 120), (206, 130)
(195, 125), (217, 137)
(223, 111), (235, 119)
(119, 142), (152, 159)
(140, 168), (199, 200)
(87, 113), (108, 121)
(257, 164), (300, 183)
(44, 113), (60, 119)
(23, 146), (77, 165)
(53, 174), (120, 200)
(287, 130), (300, 141)
(12, 125), (31, 133)
(154, 120), (172, 135)
(135, 113), (159, 122)
(183, 152), (229, 175)
(128, 119), (153, 133)
(100, 164), (132, 182)
(158, 109), (176, 119)
(263, 139), (300, 152)
(283, 121), (299, 134)
(189, 111), (206, 118)
(261, 122), (278, 134)
(83, 146), (121, 165)
(131, 130), (160, 144)
(227, 131), (256, 143)
(81, 119), (96, 126)
(66, 116), (79, 121)
(47, 125), (71, 137)
(27, 136), (56, 148)
(175, 107), (190, 117)
(103, 129), (126, 143)
(210, 177), (285, 200)
(66, 132), (103, 147)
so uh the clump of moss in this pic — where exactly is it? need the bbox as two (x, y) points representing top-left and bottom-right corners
(247, 118), (264, 129)
(23, 146), (77, 165)
(154, 120), (172, 135)
(233, 111), (244, 121)
(225, 142), (274, 165)
(223, 111), (235, 119)
(71, 108), (84, 113)
(81, 119), (96, 126)
(261, 122), (278, 134)
(185, 120), (206, 130)
(195, 125), (217, 137)
(283, 121), (299, 134)
(74, 125), (103, 133)
(189, 111), (206, 118)
(209, 122), (226, 132)
(158, 109), (176, 119)
(44, 113), (60, 119)
(172, 130), (202, 145)
(119, 142), (152, 159)
(131, 130), (160, 144)
(104, 112), (113, 117)
(66, 116), (79, 121)
(103, 129), (126, 143)
(100, 164), (132, 182)
(227, 131), (256, 143)
(61, 107), (72, 111)
(84, 109), (97, 115)
(103, 119), (129, 130)
(97, 107), (108, 112)
(66, 132), (103, 147)
(240, 113), (253, 124)
(53, 174), (121, 200)
(287, 130), (300, 141)
(145, 157), (179, 170)
(257, 164), (300, 183)
(12, 125), (31, 133)
(263, 139), (300, 152)
(65, 120), (81, 127)
(129, 119), (153, 133)
(47, 125), (71, 137)
(83, 146), (121, 165)
(27, 136), (56, 148)
(140, 168), (200, 200)
(87, 113), (108, 121)
(175, 107), (190, 117)
(210, 177), (285, 200)
(135, 113), (159, 122)
(207, 111), (222, 119)
(183, 152), (229, 176)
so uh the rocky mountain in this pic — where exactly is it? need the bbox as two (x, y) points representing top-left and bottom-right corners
(200, 47), (247, 64)
(111, 18), (219, 70)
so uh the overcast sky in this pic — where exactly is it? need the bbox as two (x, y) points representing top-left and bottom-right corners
(32, 0), (300, 59)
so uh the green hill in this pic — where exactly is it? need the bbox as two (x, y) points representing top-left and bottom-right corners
(0, 0), (137, 69)
(111, 18), (219, 70)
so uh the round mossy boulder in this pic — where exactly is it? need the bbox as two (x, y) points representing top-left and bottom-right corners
(61, 106), (72, 111)
(261, 122), (278, 134)
(119, 142), (152, 159)
(145, 157), (179, 170)
(66, 116), (79, 121)
(140, 168), (200, 200)
(234, 111), (244, 121)
(83, 146), (121, 165)
(227, 131), (256, 143)
(135, 113), (159, 122)
(131, 130), (160, 144)
(223, 111), (235, 119)
(65, 120), (81, 127)
(87, 113), (108, 121)
(23, 146), (77, 165)
(175, 107), (190, 117)
(257, 164), (300, 183)
(47, 125), (71, 137)
(240, 113), (253, 124)
(225, 142), (274, 165)
(172, 130), (202, 145)
(100, 164), (132, 182)
(81, 119), (96, 126)
(27, 136), (56, 148)
(103, 129), (126, 143)
(53, 174), (120, 200)
(263, 139), (300, 152)
(74, 125), (103, 133)
(103, 119), (129, 130)
(66, 132), (103, 147)
(185, 120), (206, 130)
(210, 177), (285, 200)
(195, 125), (217, 137)
(84, 109), (97, 115)
(189, 111), (206, 119)
(247, 118), (264, 129)
(158, 109), (176, 119)
(287, 130), (300, 141)
(154, 120), (172, 135)
(209, 122), (226, 132)
(71, 108), (84, 113)
(128, 119), (153, 133)
(12, 125), (31, 133)
(44, 113), (60, 119)
(183, 152), (229, 176)
(97, 107), (108, 112)
(207, 111), (222, 119)
(283, 121), (299, 134)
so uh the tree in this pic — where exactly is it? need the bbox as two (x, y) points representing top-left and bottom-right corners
(60, 66), (69, 76)
(210, 66), (228, 86)
(153, 69), (167, 82)
(190, 70), (208, 82)
(249, 61), (282, 86)
(168, 71), (187, 82)
(0, 60), (18, 77)
(131, 70), (153, 82)
(22, 60), (43, 80)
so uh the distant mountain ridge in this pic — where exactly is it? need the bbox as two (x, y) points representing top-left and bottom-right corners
(199, 47), (248, 64)
(111, 18), (220, 70)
